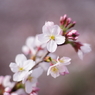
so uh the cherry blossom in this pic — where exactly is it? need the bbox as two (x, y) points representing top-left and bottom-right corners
(47, 57), (71, 78)
(37, 21), (65, 52)
(9, 54), (35, 81)
(22, 67), (43, 93)
(78, 43), (91, 60)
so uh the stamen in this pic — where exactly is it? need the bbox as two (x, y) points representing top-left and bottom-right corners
(27, 76), (33, 82)
(50, 35), (55, 40)
(19, 67), (24, 71)
(51, 66), (58, 73)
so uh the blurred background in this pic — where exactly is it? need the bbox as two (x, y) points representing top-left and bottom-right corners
(0, 0), (95, 95)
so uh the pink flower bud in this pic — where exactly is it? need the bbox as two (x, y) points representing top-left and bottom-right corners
(60, 14), (67, 25)
(66, 30), (79, 40)
(67, 18), (72, 24)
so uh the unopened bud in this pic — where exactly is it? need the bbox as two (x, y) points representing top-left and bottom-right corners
(60, 14), (67, 25)
(65, 18), (72, 27)
(67, 18), (72, 24)
(66, 30), (79, 40)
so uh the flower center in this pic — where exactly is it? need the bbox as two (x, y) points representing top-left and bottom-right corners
(19, 67), (24, 71)
(27, 76), (33, 82)
(59, 59), (64, 63)
(50, 35), (55, 40)
(51, 66), (58, 73)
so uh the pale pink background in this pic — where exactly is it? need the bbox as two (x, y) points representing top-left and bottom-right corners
(0, 0), (95, 95)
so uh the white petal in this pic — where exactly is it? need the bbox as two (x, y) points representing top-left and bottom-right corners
(35, 35), (42, 46)
(81, 43), (91, 53)
(25, 80), (37, 93)
(47, 40), (57, 52)
(22, 46), (30, 55)
(15, 89), (26, 95)
(25, 81), (34, 93)
(47, 64), (60, 78)
(58, 64), (65, 73)
(55, 35), (65, 45)
(78, 50), (83, 60)
(32, 67), (43, 78)
(22, 71), (33, 84)
(23, 60), (35, 71)
(42, 25), (51, 35)
(13, 71), (28, 82)
(9, 62), (18, 73)
(37, 34), (49, 43)
(47, 66), (51, 76)
(15, 54), (27, 66)
(60, 57), (71, 65)
(26, 36), (35, 48)
(60, 66), (69, 75)
(51, 25), (61, 35)
(50, 70), (60, 78)
(45, 21), (54, 26)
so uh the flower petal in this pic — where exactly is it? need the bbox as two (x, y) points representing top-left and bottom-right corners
(22, 46), (30, 55)
(60, 66), (69, 75)
(51, 25), (61, 35)
(81, 43), (91, 53)
(55, 35), (65, 45)
(60, 57), (71, 65)
(47, 64), (60, 78)
(22, 71), (33, 84)
(37, 34), (49, 43)
(13, 71), (28, 82)
(47, 40), (57, 52)
(42, 25), (51, 35)
(78, 50), (83, 60)
(23, 60), (35, 71)
(15, 54), (27, 66)
(25, 81), (36, 93)
(26, 37), (35, 48)
(9, 62), (18, 73)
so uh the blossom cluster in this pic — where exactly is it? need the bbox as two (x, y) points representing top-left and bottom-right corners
(1, 14), (91, 95)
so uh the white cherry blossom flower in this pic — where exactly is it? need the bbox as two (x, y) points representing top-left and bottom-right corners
(9, 54), (35, 82)
(77, 43), (91, 60)
(47, 56), (71, 78)
(22, 67), (43, 93)
(72, 42), (91, 60)
(37, 21), (65, 52)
